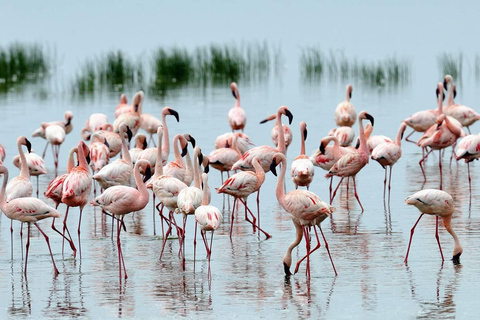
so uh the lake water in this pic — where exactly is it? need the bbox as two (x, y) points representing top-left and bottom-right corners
(1, 1), (480, 319)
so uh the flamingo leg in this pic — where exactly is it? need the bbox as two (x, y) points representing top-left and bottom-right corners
(159, 212), (173, 260)
(435, 216), (444, 261)
(118, 216), (127, 279)
(35, 222), (59, 276)
(243, 199), (257, 232)
(230, 198), (237, 238)
(404, 130), (417, 144)
(468, 162), (472, 190)
(404, 213), (424, 264)
(330, 177), (344, 204)
(329, 177), (333, 203)
(194, 221), (197, 272)
(294, 225), (321, 274)
(10, 219), (14, 260)
(51, 217), (76, 257)
(383, 168), (387, 198)
(78, 208), (83, 259)
(42, 141), (49, 159)
(208, 231), (214, 278)
(439, 150), (443, 189)
(239, 198), (271, 239)
(352, 176), (364, 212)
(256, 189), (261, 228)
(152, 193), (156, 236)
(24, 223), (31, 277)
(419, 149), (433, 181)
(319, 225), (337, 275)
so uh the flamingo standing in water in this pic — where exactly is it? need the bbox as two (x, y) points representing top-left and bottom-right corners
(89, 124), (124, 158)
(455, 134), (480, 187)
(195, 173), (223, 277)
(217, 157), (271, 239)
(371, 122), (407, 197)
(61, 140), (92, 258)
(443, 80), (480, 134)
(209, 133), (242, 184)
(91, 159), (152, 281)
(81, 113), (109, 141)
(404, 189), (462, 265)
(260, 113), (293, 151)
(363, 123), (393, 154)
(0, 165), (62, 276)
(227, 82), (246, 132)
(13, 150), (47, 197)
(43, 123), (66, 176)
(327, 110), (374, 211)
(163, 134), (190, 182)
(291, 121), (314, 189)
(31, 111), (73, 158)
(113, 91), (143, 135)
(334, 84), (356, 127)
(270, 153), (337, 277)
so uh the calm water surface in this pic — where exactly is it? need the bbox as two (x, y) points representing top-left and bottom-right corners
(1, 1), (480, 319)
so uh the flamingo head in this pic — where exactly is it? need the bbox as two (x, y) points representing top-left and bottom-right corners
(132, 91), (144, 113)
(179, 135), (189, 157)
(230, 82), (238, 99)
(64, 111), (73, 125)
(202, 154), (210, 173)
(166, 107), (180, 122)
(399, 122), (408, 140)
(269, 152), (286, 176)
(183, 133), (195, 148)
(358, 111), (374, 126)
(19, 136), (32, 153)
(278, 106), (294, 125)
(443, 75), (453, 91)
(119, 93), (127, 104)
(436, 83), (445, 102)
(452, 83), (457, 99)
(300, 121), (307, 141)
(259, 114), (276, 124)
(346, 84), (353, 99)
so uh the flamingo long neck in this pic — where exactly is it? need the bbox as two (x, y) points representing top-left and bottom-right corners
(253, 159), (266, 189)
(345, 89), (350, 102)
(18, 139), (29, 179)
(395, 127), (404, 146)
(67, 147), (77, 173)
(184, 146), (193, 183)
(444, 116), (463, 137)
(446, 85), (455, 107)
(276, 112), (286, 154)
(275, 156), (287, 202)
(437, 92), (444, 115)
(78, 144), (89, 169)
(172, 135), (184, 165)
(442, 216), (463, 256)
(283, 218), (303, 268)
(358, 118), (368, 155)
(0, 167), (9, 210)
(193, 148), (201, 189)
(300, 128), (306, 155)
(121, 133), (132, 166)
(134, 162), (149, 204)
(201, 174), (210, 205)
(235, 89), (241, 108)
(329, 136), (343, 160)
(155, 129), (164, 177)
(231, 135), (241, 157)
(161, 110), (170, 161)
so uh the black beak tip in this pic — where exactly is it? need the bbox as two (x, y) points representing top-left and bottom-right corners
(452, 253), (461, 265)
(86, 153), (91, 165)
(204, 163), (210, 174)
(319, 143), (325, 155)
(181, 146), (188, 157)
(365, 113), (374, 126)
(190, 136), (196, 148)
(169, 109), (180, 122)
(26, 139), (32, 153)
(198, 153), (203, 166)
(303, 128), (308, 141)
(285, 110), (294, 125)
(104, 138), (110, 148)
(259, 119), (268, 124)
(144, 166), (152, 183)
(126, 127), (133, 141)
(283, 262), (292, 276)
(232, 90), (237, 99)
(142, 140), (148, 150)
(270, 159), (277, 176)
(443, 79), (448, 90)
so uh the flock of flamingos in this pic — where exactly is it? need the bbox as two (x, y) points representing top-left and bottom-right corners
(0, 75), (476, 282)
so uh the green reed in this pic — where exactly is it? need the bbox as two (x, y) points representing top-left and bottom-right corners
(437, 53), (462, 81)
(0, 42), (48, 86)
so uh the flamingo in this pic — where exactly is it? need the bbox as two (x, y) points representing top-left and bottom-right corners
(91, 159), (152, 281)
(194, 173), (223, 277)
(0, 143), (6, 163)
(214, 132), (253, 155)
(0, 165), (62, 276)
(326, 110), (375, 211)
(140, 113), (161, 146)
(228, 82), (246, 132)
(42, 123), (66, 176)
(216, 157), (271, 239)
(129, 133), (148, 165)
(404, 189), (462, 265)
(232, 105), (293, 172)
(61, 140), (92, 258)
(209, 133), (242, 183)
(270, 153), (337, 276)
(443, 80), (480, 134)
(13, 150), (47, 197)
(147, 126), (187, 257)
(114, 93), (130, 118)
(88, 134), (110, 174)
(363, 123), (394, 154)
(93, 124), (133, 190)
(328, 126), (355, 147)
(92, 123), (125, 158)
(259, 113), (293, 150)
(163, 134), (189, 182)
(113, 91), (143, 135)
(140, 107), (179, 152)
(291, 121), (314, 189)
(371, 122), (407, 197)
(81, 113), (108, 141)
(455, 134), (480, 187)
(31, 111), (73, 158)
(334, 84), (356, 127)
(180, 133), (196, 186)
(417, 83), (465, 183)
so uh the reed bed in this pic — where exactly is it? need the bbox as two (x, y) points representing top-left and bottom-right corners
(300, 48), (410, 87)
(0, 42), (49, 87)
(438, 53), (463, 82)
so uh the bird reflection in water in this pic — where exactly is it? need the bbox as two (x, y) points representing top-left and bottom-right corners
(8, 260), (31, 316)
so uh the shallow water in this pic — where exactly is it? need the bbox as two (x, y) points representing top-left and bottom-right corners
(2, 2), (480, 319)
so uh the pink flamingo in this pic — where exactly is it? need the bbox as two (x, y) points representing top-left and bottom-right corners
(31, 111), (73, 158)
(163, 134), (189, 182)
(129, 133), (148, 165)
(334, 84), (356, 127)
(363, 123), (394, 154)
(195, 173), (223, 277)
(0, 143), (5, 163)
(89, 123), (123, 158)
(328, 126), (355, 147)
(0, 165), (62, 276)
(326, 110), (375, 211)
(228, 82), (246, 132)
(91, 159), (152, 281)
(232, 105), (293, 172)
(113, 91), (143, 135)
(455, 134), (480, 187)
(61, 140), (92, 258)
(114, 93), (130, 118)
(260, 113), (293, 150)
(417, 84), (465, 183)
(270, 152), (337, 277)
(443, 79), (480, 134)
(216, 157), (271, 239)
(93, 124), (133, 190)
(13, 150), (47, 197)
(371, 122), (407, 196)
(81, 113), (108, 141)
(147, 126), (187, 254)
(214, 132), (253, 154)
(404, 189), (462, 265)
(88, 134), (110, 174)
(209, 133), (242, 183)
(291, 121), (314, 189)
(43, 123), (66, 176)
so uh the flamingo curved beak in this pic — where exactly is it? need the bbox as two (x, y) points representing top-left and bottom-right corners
(169, 109), (180, 122)
(319, 143), (325, 155)
(452, 252), (461, 265)
(303, 128), (308, 141)
(126, 126), (133, 142)
(181, 146), (188, 157)
(270, 158), (278, 176)
(284, 262), (292, 276)
(143, 166), (152, 183)
(285, 109), (294, 125)
(189, 135), (196, 148)
(204, 162), (210, 173)
(25, 139), (32, 153)
(365, 113), (374, 126)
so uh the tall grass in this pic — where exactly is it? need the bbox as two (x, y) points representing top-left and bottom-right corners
(300, 48), (410, 87)
(0, 43), (48, 86)
(437, 53), (463, 82)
